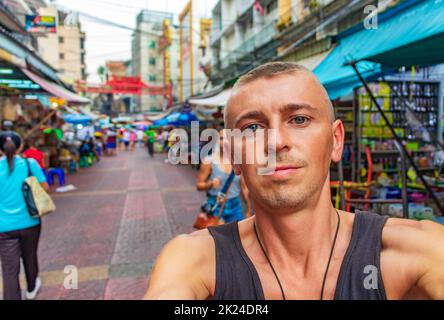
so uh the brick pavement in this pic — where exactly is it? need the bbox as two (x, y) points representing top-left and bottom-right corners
(0, 147), (206, 300)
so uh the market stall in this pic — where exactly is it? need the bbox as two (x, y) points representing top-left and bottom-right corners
(313, 0), (444, 219)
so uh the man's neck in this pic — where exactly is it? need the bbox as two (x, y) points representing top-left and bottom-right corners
(252, 182), (339, 273)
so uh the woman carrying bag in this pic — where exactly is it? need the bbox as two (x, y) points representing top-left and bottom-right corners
(0, 132), (48, 300)
(195, 131), (251, 227)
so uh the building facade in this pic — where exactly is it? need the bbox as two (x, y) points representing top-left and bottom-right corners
(3, 1), (86, 84)
(36, 5), (86, 84)
(210, 0), (280, 86)
(209, 0), (397, 87)
(158, 19), (181, 108)
(179, 0), (213, 102)
(132, 10), (174, 113)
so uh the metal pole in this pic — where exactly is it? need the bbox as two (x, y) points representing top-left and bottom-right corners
(24, 108), (58, 140)
(337, 159), (346, 210)
(394, 141), (409, 219)
(350, 62), (444, 215)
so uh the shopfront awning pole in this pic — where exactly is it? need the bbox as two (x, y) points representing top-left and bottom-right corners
(337, 159), (346, 210)
(24, 108), (58, 140)
(350, 61), (444, 215)
(395, 141), (409, 219)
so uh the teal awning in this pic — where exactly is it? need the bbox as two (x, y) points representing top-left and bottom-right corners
(314, 0), (444, 99)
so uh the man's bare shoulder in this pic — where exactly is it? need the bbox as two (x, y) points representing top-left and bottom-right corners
(383, 217), (444, 250)
(164, 229), (215, 259)
(145, 229), (216, 299)
(381, 217), (444, 299)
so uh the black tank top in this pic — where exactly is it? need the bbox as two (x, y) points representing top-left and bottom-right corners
(208, 211), (389, 300)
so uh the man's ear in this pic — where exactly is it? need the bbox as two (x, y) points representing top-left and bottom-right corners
(331, 119), (344, 163)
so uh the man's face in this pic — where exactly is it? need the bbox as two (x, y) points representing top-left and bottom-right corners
(225, 72), (344, 213)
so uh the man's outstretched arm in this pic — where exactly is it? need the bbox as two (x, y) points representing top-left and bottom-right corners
(414, 220), (444, 298)
(144, 232), (214, 300)
(384, 218), (444, 299)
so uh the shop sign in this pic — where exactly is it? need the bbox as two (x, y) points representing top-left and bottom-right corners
(25, 15), (57, 33)
(0, 78), (40, 90)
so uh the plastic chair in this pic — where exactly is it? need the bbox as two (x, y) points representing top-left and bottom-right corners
(47, 168), (65, 186)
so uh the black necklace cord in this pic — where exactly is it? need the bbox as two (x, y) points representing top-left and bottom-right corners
(320, 209), (341, 300)
(253, 222), (286, 300)
(253, 209), (341, 301)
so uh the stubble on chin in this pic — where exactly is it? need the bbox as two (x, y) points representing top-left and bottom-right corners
(256, 179), (321, 212)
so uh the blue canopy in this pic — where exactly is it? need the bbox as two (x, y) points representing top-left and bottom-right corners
(314, 0), (444, 99)
(153, 110), (199, 127)
(64, 114), (92, 125)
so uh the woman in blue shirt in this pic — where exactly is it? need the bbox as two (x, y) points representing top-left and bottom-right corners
(0, 132), (48, 300)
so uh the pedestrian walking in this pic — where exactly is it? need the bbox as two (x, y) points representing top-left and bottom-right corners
(136, 129), (144, 148)
(130, 130), (137, 151)
(106, 128), (117, 156)
(122, 129), (131, 151)
(145, 127), (156, 158)
(0, 132), (48, 300)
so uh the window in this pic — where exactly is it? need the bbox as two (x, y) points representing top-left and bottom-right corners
(59, 36), (64, 44)
(59, 53), (64, 60)
(149, 75), (156, 82)
(149, 57), (156, 65)
(148, 40), (156, 49)
(266, 0), (278, 14)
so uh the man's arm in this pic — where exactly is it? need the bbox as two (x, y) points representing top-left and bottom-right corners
(144, 231), (215, 300)
(413, 220), (444, 298)
(384, 218), (444, 299)
(196, 161), (219, 191)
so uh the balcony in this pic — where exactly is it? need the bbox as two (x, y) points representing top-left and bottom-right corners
(236, 0), (255, 18)
(211, 26), (222, 46)
(255, 20), (277, 48)
(234, 19), (278, 59)
(220, 51), (238, 69)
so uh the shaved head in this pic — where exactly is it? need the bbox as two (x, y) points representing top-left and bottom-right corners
(225, 62), (334, 128)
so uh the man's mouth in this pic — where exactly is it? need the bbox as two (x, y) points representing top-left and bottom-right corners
(273, 165), (301, 175)
(261, 165), (302, 176)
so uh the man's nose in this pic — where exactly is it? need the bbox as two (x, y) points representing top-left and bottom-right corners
(267, 124), (290, 154)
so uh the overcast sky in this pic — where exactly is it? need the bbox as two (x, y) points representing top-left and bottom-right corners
(54, 0), (217, 82)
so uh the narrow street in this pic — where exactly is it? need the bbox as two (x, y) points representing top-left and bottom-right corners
(0, 147), (205, 300)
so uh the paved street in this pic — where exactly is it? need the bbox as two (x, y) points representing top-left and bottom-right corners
(0, 147), (205, 300)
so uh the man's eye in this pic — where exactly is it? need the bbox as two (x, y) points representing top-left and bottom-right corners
(291, 116), (309, 125)
(244, 124), (260, 132)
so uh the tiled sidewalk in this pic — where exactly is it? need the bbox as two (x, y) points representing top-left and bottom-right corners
(0, 148), (205, 300)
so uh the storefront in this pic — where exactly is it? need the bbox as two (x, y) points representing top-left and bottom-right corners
(312, 0), (444, 219)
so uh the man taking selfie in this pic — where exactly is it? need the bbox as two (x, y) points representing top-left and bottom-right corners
(145, 62), (444, 300)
